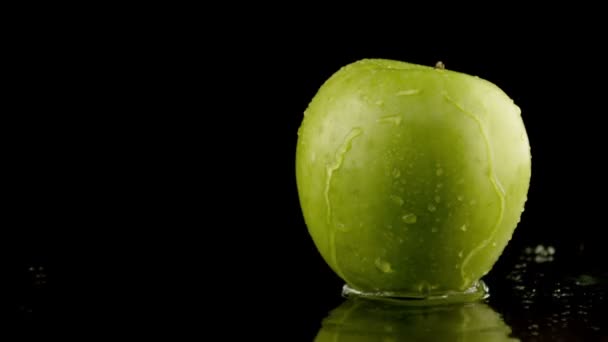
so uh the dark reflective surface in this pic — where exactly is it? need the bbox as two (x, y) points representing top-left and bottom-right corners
(486, 245), (608, 340)
(317, 298), (516, 341)
(316, 245), (607, 341)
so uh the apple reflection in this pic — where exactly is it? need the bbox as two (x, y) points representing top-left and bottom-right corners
(315, 298), (518, 341)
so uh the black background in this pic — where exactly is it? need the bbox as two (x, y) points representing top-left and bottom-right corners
(6, 15), (608, 339)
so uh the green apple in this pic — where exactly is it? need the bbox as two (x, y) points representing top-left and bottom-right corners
(296, 59), (531, 296)
(315, 298), (517, 341)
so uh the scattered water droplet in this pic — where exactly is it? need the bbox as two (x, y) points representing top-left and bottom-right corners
(457, 195), (464, 201)
(375, 258), (393, 273)
(392, 168), (401, 178)
(436, 168), (444, 176)
(402, 213), (417, 224)
(434, 195), (441, 203)
(390, 195), (404, 206)
(427, 204), (436, 212)
(492, 242), (497, 247)
(460, 224), (467, 231)
(458, 251), (463, 258)
(575, 274), (598, 286)
(437, 183), (443, 188)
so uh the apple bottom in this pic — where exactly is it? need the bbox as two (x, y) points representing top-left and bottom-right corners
(341, 279), (489, 305)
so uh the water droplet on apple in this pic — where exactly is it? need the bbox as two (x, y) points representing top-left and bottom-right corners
(417, 282), (431, 295)
(460, 224), (467, 231)
(434, 195), (441, 203)
(427, 204), (436, 212)
(377, 116), (402, 125)
(402, 213), (417, 224)
(390, 195), (404, 206)
(396, 89), (420, 96)
(375, 258), (393, 273)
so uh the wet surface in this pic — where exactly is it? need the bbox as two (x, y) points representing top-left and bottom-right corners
(485, 245), (608, 341)
(315, 245), (608, 341)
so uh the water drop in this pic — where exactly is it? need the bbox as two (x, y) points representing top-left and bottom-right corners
(375, 258), (393, 273)
(434, 195), (441, 203)
(392, 168), (401, 178)
(458, 251), (463, 258)
(457, 195), (464, 201)
(535, 245), (545, 255)
(396, 89), (420, 96)
(390, 195), (404, 206)
(492, 242), (497, 247)
(427, 204), (436, 212)
(377, 115), (402, 125)
(436, 168), (444, 176)
(402, 213), (417, 224)
(460, 224), (467, 231)
(417, 282), (431, 294)
(575, 274), (598, 286)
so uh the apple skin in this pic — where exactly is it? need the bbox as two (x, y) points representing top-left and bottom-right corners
(296, 59), (531, 295)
